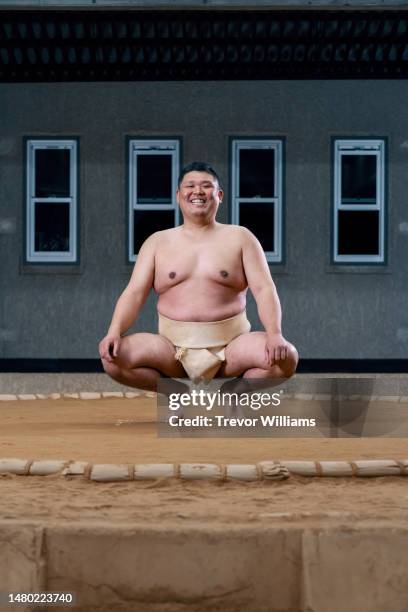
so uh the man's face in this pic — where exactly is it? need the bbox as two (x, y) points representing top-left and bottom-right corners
(177, 171), (224, 219)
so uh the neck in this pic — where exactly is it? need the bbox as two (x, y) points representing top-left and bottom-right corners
(182, 218), (218, 233)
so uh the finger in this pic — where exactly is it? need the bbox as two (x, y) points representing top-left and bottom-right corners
(103, 348), (112, 362)
(101, 341), (113, 362)
(113, 339), (120, 358)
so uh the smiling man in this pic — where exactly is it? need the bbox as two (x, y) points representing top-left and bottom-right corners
(99, 161), (298, 390)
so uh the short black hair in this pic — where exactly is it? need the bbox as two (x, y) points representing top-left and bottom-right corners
(177, 161), (221, 188)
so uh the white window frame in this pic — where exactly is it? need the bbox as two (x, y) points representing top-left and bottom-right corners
(128, 139), (180, 262)
(26, 139), (78, 263)
(231, 139), (283, 263)
(333, 139), (385, 264)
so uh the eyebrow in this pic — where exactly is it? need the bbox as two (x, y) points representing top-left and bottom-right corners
(182, 180), (215, 186)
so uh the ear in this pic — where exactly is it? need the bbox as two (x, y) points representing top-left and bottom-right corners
(176, 188), (180, 204)
(218, 188), (224, 202)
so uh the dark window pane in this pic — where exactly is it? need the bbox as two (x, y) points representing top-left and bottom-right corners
(338, 211), (379, 255)
(35, 202), (70, 252)
(35, 149), (70, 197)
(341, 154), (376, 203)
(240, 202), (274, 252)
(133, 210), (175, 254)
(137, 154), (172, 204)
(239, 149), (275, 198)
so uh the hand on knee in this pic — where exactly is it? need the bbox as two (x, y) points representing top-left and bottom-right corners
(262, 345), (298, 379)
(280, 345), (299, 378)
(101, 357), (121, 378)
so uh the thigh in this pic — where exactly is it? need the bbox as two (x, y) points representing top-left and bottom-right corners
(114, 332), (186, 378)
(218, 332), (270, 377)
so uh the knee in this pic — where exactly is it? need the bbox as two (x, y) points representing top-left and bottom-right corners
(280, 344), (299, 379)
(101, 358), (122, 380)
(261, 344), (298, 380)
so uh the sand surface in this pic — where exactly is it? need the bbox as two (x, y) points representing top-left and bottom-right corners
(1, 397), (408, 463)
(0, 397), (407, 525)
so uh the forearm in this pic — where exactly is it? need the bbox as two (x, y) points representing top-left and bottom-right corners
(107, 288), (146, 336)
(254, 285), (282, 336)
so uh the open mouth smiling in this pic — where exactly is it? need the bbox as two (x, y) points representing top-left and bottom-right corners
(190, 198), (207, 205)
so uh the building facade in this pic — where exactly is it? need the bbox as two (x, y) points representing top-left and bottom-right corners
(1, 2), (407, 367)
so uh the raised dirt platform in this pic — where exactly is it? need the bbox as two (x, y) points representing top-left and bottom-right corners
(0, 394), (408, 612)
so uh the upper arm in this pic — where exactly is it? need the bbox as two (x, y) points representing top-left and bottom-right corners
(125, 232), (158, 299)
(241, 228), (275, 297)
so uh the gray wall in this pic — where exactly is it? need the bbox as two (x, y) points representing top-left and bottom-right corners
(1, 80), (408, 360)
(1, 1), (406, 6)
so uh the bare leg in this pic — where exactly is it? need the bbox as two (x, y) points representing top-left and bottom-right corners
(101, 332), (186, 392)
(219, 331), (298, 379)
(217, 332), (299, 392)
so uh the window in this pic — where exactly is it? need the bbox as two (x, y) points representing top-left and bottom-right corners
(128, 139), (180, 261)
(231, 139), (284, 263)
(333, 139), (386, 263)
(26, 139), (78, 263)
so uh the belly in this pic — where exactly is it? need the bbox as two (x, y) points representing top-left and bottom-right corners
(157, 280), (247, 322)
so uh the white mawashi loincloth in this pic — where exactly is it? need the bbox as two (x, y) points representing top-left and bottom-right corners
(158, 311), (251, 382)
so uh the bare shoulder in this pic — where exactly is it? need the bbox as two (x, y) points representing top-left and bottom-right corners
(218, 224), (258, 246)
(148, 227), (179, 241)
(140, 227), (179, 252)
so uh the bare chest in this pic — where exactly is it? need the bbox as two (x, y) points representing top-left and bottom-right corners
(154, 239), (246, 293)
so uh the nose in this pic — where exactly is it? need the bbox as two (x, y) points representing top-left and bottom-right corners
(192, 184), (204, 195)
